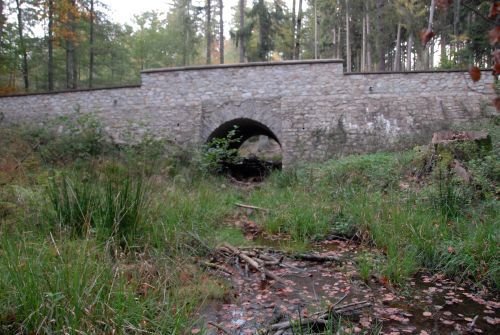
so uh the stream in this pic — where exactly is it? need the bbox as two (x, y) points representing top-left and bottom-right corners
(194, 239), (499, 335)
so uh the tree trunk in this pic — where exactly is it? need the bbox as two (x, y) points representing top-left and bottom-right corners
(89, 0), (95, 88)
(206, 0), (211, 64)
(295, 0), (303, 60)
(406, 33), (413, 71)
(291, 0), (296, 59)
(345, 0), (351, 72)
(366, 12), (372, 71)
(429, 39), (434, 68)
(332, 28), (336, 59)
(394, 22), (401, 71)
(238, 0), (245, 62)
(362, 16), (366, 71)
(428, 0), (436, 31)
(337, 26), (341, 59)
(440, 33), (447, 65)
(0, 0), (5, 48)
(314, 0), (317, 59)
(48, 0), (54, 90)
(66, 0), (78, 89)
(15, 0), (29, 90)
(219, 0), (223, 64)
(453, 0), (460, 54)
(375, 0), (385, 71)
(182, 1), (190, 66)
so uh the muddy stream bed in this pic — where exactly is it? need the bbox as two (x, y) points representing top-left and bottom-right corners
(193, 237), (499, 335)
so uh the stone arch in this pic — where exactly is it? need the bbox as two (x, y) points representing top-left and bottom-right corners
(207, 118), (281, 148)
(201, 98), (283, 148)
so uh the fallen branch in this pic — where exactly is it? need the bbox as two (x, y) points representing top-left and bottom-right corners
(222, 243), (287, 285)
(208, 321), (232, 335)
(200, 261), (233, 275)
(262, 300), (371, 334)
(235, 203), (270, 212)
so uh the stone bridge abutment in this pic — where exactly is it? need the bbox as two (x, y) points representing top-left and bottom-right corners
(0, 60), (496, 166)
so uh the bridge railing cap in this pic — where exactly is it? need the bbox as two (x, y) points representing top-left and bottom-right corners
(140, 59), (344, 74)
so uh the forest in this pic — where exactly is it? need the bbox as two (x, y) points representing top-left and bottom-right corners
(0, 0), (495, 94)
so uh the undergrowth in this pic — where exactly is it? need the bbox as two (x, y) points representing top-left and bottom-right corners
(0, 112), (498, 333)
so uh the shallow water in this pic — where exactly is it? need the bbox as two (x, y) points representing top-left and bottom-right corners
(195, 240), (499, 334)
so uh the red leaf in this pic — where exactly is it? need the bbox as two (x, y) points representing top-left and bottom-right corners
(420, 29), (435, 46)
(436, 0), (453, 10)
(469, 67), (481, 82)
(493, 63), (500, 76)
(489, 26), (500, 45)
(494, 97), (500, 111)
(488, 2), (500, 19)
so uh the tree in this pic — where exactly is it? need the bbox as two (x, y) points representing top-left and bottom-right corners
(15, 0), (29, 90)
(88, 0), (94, 87)
(0, 0), (5, 48)
(239, 0), (246, 62)
(219, 0), (224, 63)
(47, 0), (54, 90)
(206, 0), (211, 64)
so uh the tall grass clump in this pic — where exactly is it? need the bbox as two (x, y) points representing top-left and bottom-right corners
(47, 173), (97, 237)
(0, 234), (200, 333)
(99, 174), (146, 246)
(46, 168), (148, 245)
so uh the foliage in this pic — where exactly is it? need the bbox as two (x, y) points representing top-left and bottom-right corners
(0, 117), (498, 333)
(199, 126), (242, 174)
(23, 110), (109, 164)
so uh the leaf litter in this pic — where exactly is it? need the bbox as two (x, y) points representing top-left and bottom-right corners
(194, 238), (499, 334)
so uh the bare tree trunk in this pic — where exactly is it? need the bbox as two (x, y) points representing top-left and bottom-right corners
(238, 0), (245, 62)
(295, 0), (303, 60)
(337, 26), (341, 59)
(48, 0), (54, 91)
(440, 34), (447, 65)
(394, 22), (401, 71)
(453, 0), (460, 54)
(362, 16), (366, 71)
(345, 0), (351, 72)
(314, 0), (317, 59)
(332, 28), (336, 59)
(375, 0), (385, 71)
(430, 40), (434, 68)
(182, 1), (191, 66)
(219, 0), (223, 64)
(366, 12), (372, 71)
(0, 0), (5, 48)
(206, 0), (212, 64)
(89, 0), (94, 88)
(66, 0), (78, 89)
(406, 33), (413, 71)
(15, 0), (29, 90)
(292, 0), (296, 59)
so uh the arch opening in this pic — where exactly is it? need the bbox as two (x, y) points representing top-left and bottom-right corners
(207, 118), (282, 181)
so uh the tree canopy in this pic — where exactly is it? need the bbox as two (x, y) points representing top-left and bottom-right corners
(0, 0), (496, 94)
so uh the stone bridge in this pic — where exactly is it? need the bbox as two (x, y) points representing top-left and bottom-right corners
(0, 60), (495, 166)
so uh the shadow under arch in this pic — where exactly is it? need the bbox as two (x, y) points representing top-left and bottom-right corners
(206, 118), (282, 181)
(207, 118), (281, 148)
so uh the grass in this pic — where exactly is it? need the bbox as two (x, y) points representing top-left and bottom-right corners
(0, 114), (498, 333)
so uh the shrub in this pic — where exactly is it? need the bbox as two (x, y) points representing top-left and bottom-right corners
(23, 110), (109, 164)
(199, 126), (241, 174)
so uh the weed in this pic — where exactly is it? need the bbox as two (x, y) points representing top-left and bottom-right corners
(199, 126), (242, 174)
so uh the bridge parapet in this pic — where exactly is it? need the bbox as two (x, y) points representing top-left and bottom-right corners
(0, 60), (496, 166)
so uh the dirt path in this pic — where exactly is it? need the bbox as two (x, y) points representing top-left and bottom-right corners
(194, 240), (499, 335)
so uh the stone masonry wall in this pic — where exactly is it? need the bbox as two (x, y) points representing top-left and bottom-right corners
(0, 60), (495, 166)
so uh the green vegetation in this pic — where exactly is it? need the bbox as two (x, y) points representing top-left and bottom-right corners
(0, 113), (498, 333)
